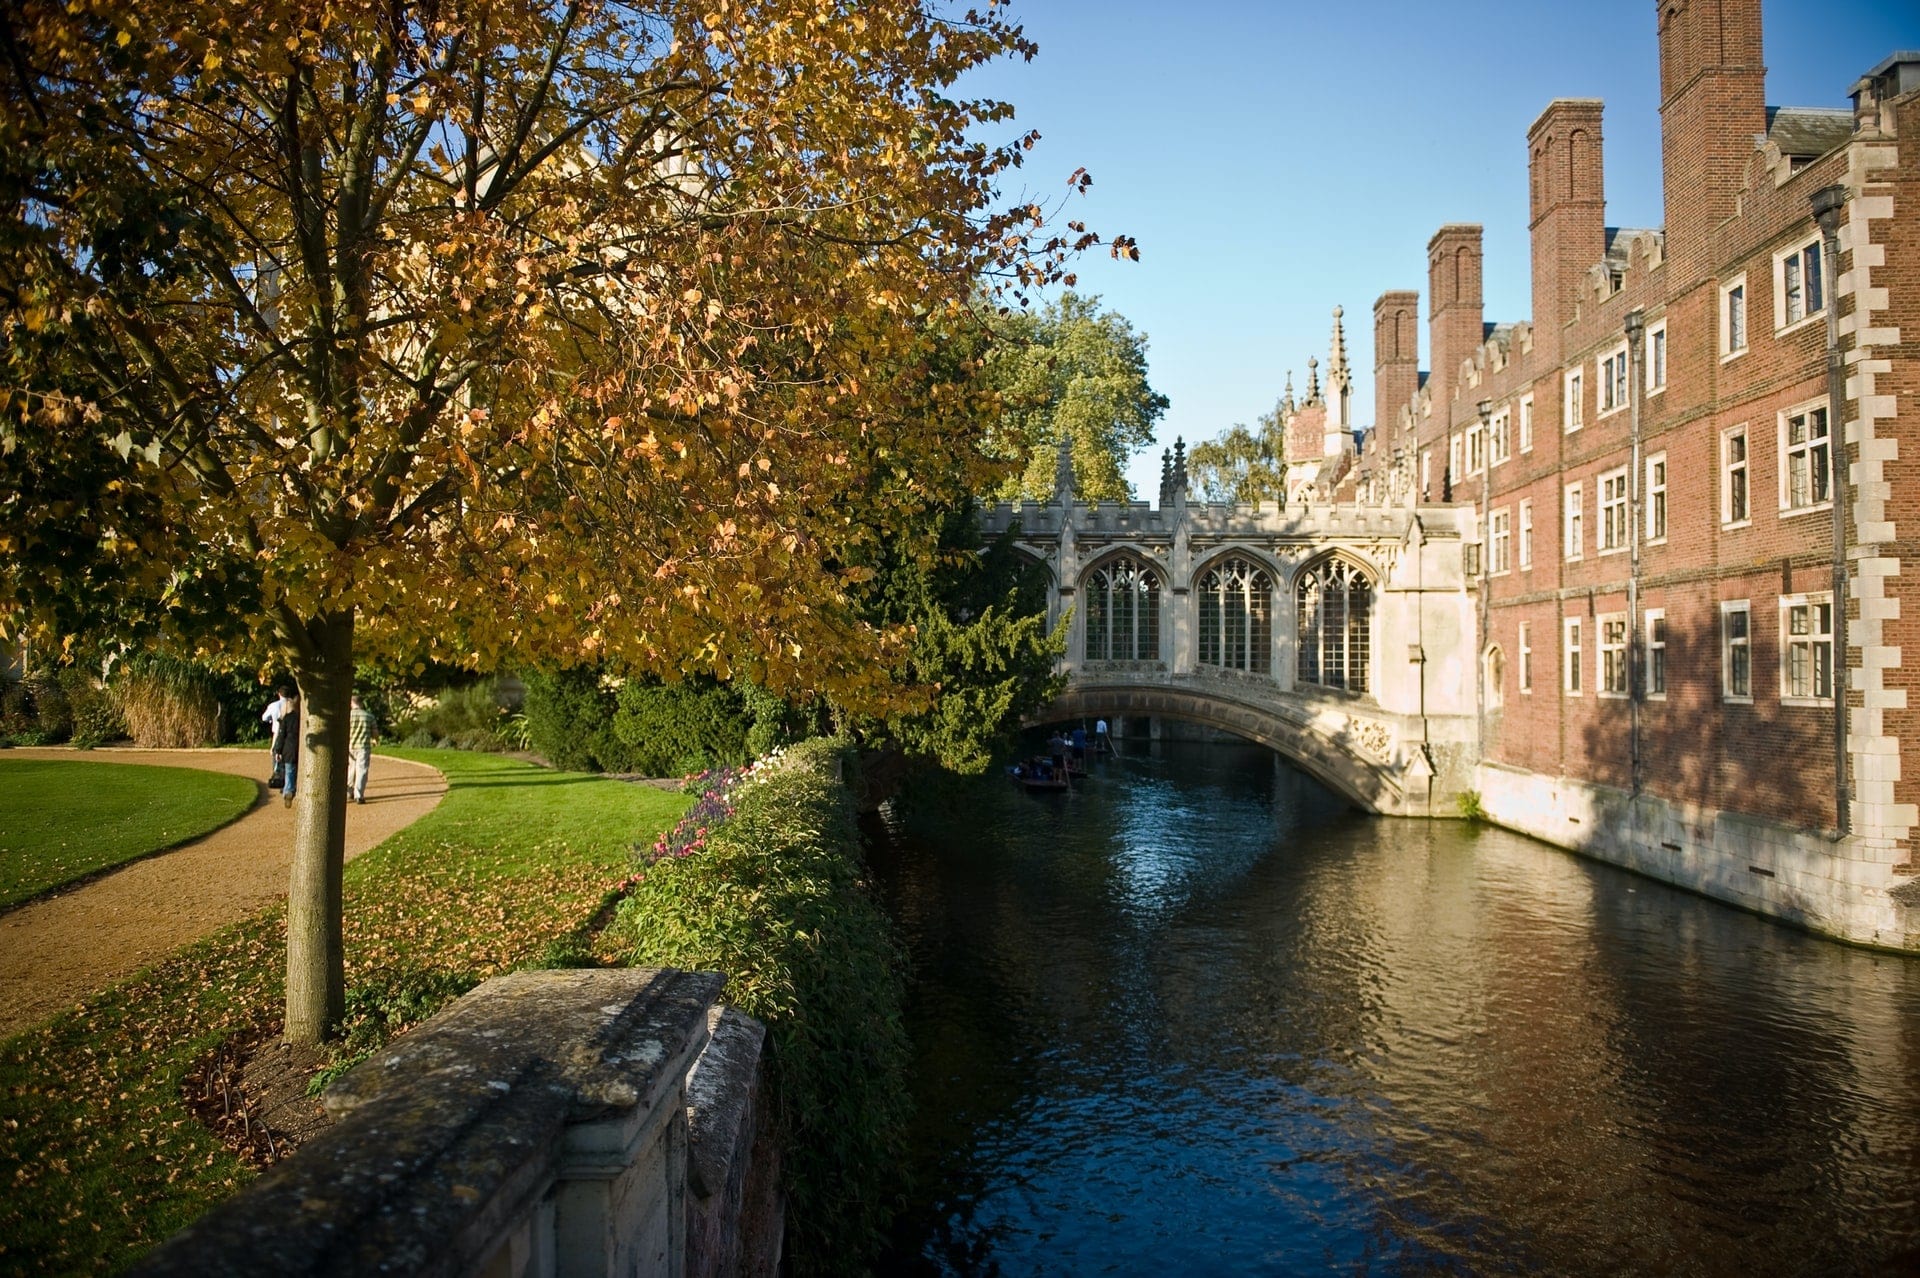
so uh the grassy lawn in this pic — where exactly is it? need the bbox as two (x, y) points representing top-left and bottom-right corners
(0, 749), (688, 1276)
(0, 759), (258, 910)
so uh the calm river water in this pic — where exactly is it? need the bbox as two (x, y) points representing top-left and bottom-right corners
(868, 739), (1920, 1276)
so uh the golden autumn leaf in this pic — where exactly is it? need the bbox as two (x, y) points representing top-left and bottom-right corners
(1, 0), (1122, 1042)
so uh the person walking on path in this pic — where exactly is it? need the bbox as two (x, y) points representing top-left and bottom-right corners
(347, 693), (380, 805)
(262, 686), (292, 787)
(274, 691), (300, 807)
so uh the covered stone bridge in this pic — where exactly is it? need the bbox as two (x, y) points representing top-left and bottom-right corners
(983, 448), (1481, 817)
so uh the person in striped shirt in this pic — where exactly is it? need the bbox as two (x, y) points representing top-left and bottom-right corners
(347, 693), (381, 805)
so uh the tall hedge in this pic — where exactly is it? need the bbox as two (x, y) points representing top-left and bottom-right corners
(611, 739), (909, 1275)
(609, 678), (751, 776)
(520, 667), (624, 772)
(523, 667), (799, 776)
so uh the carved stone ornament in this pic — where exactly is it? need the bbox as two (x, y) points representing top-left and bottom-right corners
(1353, 719), (1392, 762)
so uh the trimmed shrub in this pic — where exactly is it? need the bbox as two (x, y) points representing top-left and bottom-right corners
(608, 677), (751, 777)
(611, 739), (908, 1276)
(523, 667), (800, 776)
(521, 667), (626, 772)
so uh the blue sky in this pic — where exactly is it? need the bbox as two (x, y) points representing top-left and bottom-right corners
(964, 0), (1920, 500)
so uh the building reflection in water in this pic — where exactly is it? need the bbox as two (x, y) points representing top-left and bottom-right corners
(873, 738), (1920, 1276)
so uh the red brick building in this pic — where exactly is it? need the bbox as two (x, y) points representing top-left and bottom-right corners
(1337, 1), (1920, 947)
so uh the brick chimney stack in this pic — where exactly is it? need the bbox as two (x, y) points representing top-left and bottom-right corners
(1426, 225), (1484, 426)
(1527, 99), (1607, 362)
(1657, 0), (1765, 286)
(1373, 290), (1420, 439)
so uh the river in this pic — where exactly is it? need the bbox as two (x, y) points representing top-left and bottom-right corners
(868, 738), (1920, 1275)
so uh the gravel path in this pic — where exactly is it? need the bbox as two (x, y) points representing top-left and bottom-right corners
(0, 746), (446, 1037)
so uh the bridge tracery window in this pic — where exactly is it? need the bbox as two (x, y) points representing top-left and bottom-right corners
(1083, 555), (1160, 661)
(1197, 556), (1272, 673)
(1297, 557), (1373, 693)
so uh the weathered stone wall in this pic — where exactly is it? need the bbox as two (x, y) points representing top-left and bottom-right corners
(133, 969), (781, 1277)
(1477, 761), (1920, 952)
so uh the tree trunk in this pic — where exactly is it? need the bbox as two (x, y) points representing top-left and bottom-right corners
(284, 609), (356, 1044)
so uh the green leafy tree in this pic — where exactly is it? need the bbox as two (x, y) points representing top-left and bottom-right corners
(1188, 403), (1288, 503)
(854, 506), (1065, 775)
(985, 292), (1168, 503)
(1, 0), (1122, 1042)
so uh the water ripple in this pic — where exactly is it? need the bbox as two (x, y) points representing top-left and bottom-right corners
(874, 741), (1920, 1275)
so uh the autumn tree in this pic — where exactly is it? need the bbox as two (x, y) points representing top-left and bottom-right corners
(0, 0), (1127, 1042)
(1188, 403), (1287, 504)
(983, 290), (1167, 503)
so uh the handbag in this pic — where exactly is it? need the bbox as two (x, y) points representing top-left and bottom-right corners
(269, 758), (285, 791)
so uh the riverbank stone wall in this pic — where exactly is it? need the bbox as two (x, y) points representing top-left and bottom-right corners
(1477, 761), (1920, 953)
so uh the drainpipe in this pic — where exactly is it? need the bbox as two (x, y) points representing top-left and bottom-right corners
(1474, 399), (1492, 764)
(1624, 308), (1645, 797)
(1409, 514), (1436, 811)
(1812, 184), (1851, 837)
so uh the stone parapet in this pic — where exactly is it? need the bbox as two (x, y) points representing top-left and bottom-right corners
(133, 968), (780, 1278)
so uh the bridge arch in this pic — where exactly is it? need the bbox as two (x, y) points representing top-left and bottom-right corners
(1034, 679), (1413, 815)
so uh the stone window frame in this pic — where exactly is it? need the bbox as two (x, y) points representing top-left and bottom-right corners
(1488, 406), (1512, 467)
(1563, 616), (1584, 697)
(1518, 498), (1534, 571)
(1720, 273), (1748, 360)
(1644, 607), (1668, 700)
(1564, 367), (1585, 432)
(1772, 234), (1825, 335)
(1645, 319), (1668, 395)
(1563, 480), (1584, 562)
(1721, 424), (1751, 528)
(1721, 599), (1753, 703)
(1196, 553), (1274, 675)
(1519, 393), (1535, 453)
(1295, 554), (1375, 695)
(1645, 452), (1668, 543)
(1518, 621), (1533, 694)
(1081, 553), (1163, 663)
(1598, 465), (1630, 555)
(1598, 611), (1630, 699)
(1597, 341), (1630, 419)
(1488, 506), (1511, 576)
(1779, 592), (1835, 706)
(1777, 398), (1832, 518)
